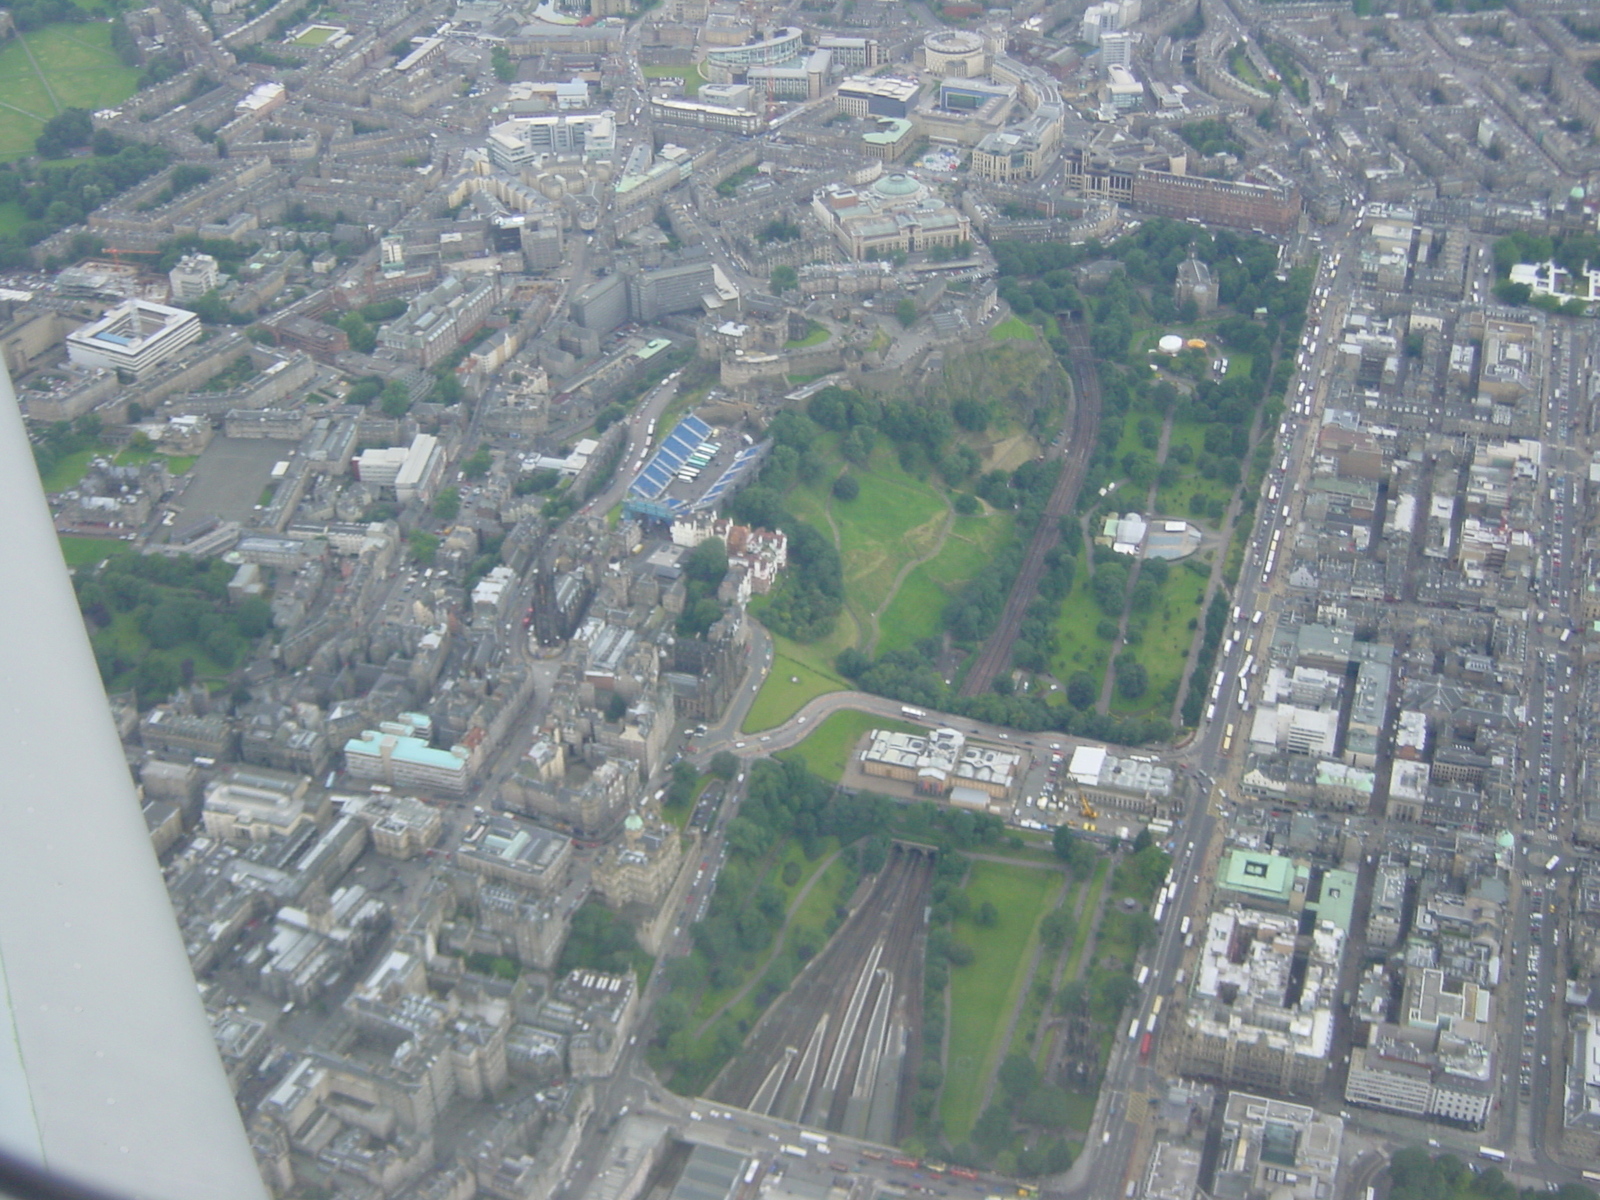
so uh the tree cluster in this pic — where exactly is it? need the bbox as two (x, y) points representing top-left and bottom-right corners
(557, 901), (642, 977)
(0, 137), (169, 261)
(1179, 590), (1229, 725)
(10, 0), (88, 32)
(75, 554), (273, 704)
(677, 536), (728, 638)
(1387, 1147), (1595, 1200)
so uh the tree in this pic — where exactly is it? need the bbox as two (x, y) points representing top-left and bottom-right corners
(1096, 972), (1139, 1015)
(461, 448), (492, 478)
(1066, 671), (1097, 710)
(1055, 978), (1088, 1015)
(433, 488), (461, 521)
(1115, 657), (1148, 700)
(832, 472), (859, 501)
(338, 312), (376, 354)
(975, 900), (998, 927)
(1039, 908), (1073, 950)
(896, 297), (918, 327)
(380, 379), (411, 417)
(36, 108), (94, 159)
(491, 45), (515, 82)
(709, 750), (738, 780)
(770, 264), (798, 292)
(684, 537), (728, 586)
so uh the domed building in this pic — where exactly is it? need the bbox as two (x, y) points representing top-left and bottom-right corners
(592, 801), (687, 913)
(811, 172), (972, 261)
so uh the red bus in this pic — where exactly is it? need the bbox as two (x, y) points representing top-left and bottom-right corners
(950, 1168), (980, 1182)
(1139, 1032), (1153, 1059)
(891, 1159), (920, 1170)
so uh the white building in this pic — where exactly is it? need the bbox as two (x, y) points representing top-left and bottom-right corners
(1100, 30), (1134, 71)
(168, 254), (220, 301)
(66, 299), (202, 377)
(486, 111), (616, 169)
(354, 434), (444, 504)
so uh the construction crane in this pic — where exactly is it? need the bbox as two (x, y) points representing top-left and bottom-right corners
(1079, 792), (1098, 821)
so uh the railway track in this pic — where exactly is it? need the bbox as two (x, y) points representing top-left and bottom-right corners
(961, 320), (1104, 697)
(711, 845), (934, 1141)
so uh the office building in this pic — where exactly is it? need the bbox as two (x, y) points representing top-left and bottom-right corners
(1100, 30), (1134, 71)
(836, 75), (921, 119)
(1564, 1021), (1600, 1159)
(1215, 1093), (1343, 1200)
(1177, 906), (1343, 1096)
(1345, 1031), (1493, 1128)
(817, 36), (881, 70)
(486, 111), (616, 169)
(649, 95), (764, 134)
(703, 27), (803, 78)
(344, 714), (473, 795)
(168, 253), (220, 301)
(354, 434), (444, 504)
(628, 258), (715, 322)
(66, 298), (202, 378)
(457, 813), (573, 895)
(921, 28), (986, 77)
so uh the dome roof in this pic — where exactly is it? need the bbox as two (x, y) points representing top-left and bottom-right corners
(874, 172), (921, 197)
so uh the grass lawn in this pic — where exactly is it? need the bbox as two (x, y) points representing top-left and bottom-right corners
(1112, 565), (1207, 717)
(0, 23), (141, 161)
(785, 322), (830, 349)
(1154, 421), (1235, 524)
(1050, 568), (1112, 685)
(292, 24), (340, 44)
(643, 62), (704, 96)
(777, 710), (920, 781)
(878, 509), (1012, 657)
(38, 447), (99, 492)
(823, 443), (948, 620)
(941, 860), (1058, 1140)
(743, 643), (849, 733)
(58, 535), (131, 569)
(990, 315), (1037, 342)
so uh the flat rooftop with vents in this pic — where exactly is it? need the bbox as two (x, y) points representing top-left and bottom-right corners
(66, 298), (202, 378)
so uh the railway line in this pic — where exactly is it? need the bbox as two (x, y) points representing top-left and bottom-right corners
(709, 844), (935, 1144)
(961, 319), (1104, 696)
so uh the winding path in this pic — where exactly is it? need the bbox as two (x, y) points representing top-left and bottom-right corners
(864, 504), (953, 657)
(690, 845), (846, 1040)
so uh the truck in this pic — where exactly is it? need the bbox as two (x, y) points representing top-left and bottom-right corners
(900, 706), (927, 718)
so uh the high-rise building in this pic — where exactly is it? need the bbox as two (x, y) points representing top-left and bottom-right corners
(1100, 30), (1134, 71)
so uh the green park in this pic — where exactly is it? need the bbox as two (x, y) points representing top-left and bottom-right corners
(0, 22), (141, 163)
